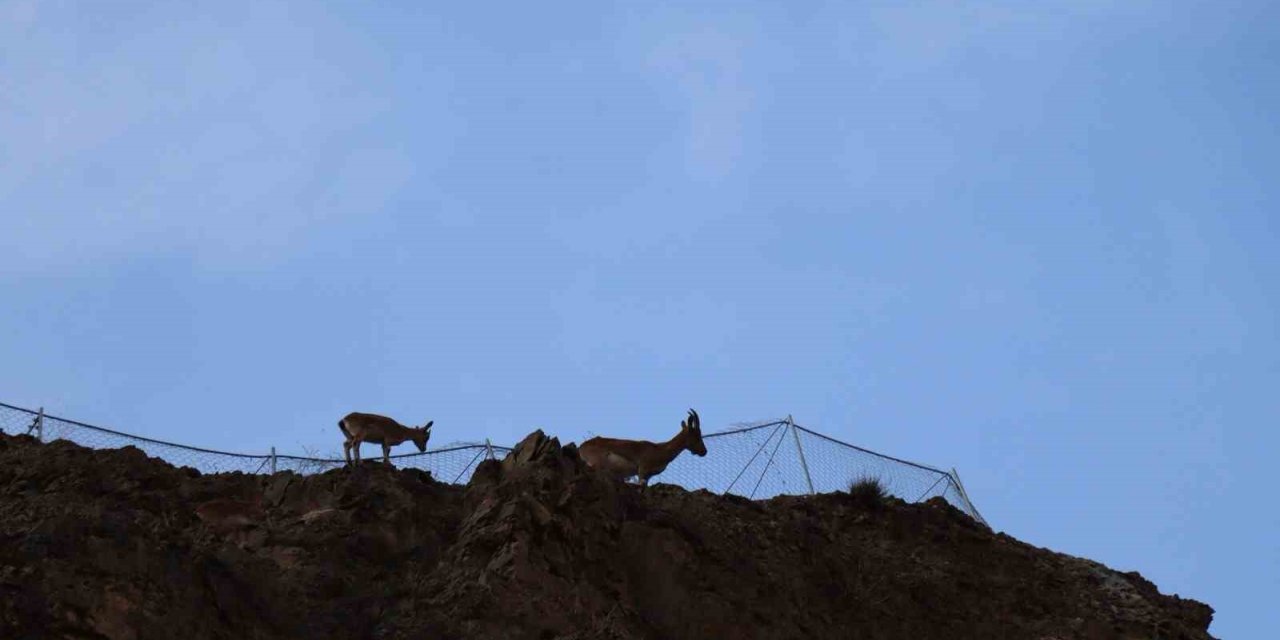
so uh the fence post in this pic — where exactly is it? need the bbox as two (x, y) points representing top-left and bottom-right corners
(787, 415), (816, 495)
(484, 438), (495, 460)
(36, 407), (44, 443)
(270, 446), (277, 474)
(949, 467), (987, 527)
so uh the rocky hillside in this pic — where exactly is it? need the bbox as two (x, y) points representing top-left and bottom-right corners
(0, 430), (1214, 639)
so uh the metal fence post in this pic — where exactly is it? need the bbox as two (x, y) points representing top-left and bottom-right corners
(270, 446), (277, 474)
(949, 467), (987, 527)
(484, 438), (495, 460)
(787, 415), (816, 495)
(36, 407), (44, 443)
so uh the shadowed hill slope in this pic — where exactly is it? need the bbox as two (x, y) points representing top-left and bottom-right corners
(0, 431), (1214, 639)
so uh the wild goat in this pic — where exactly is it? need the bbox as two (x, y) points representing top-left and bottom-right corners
(578, 409), (707, 489)
(338, 412), (432, 466)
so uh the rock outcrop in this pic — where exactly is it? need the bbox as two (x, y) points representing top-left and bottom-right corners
(0, 431), (1214, 639)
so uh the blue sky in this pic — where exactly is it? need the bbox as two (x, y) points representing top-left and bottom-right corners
(2, 1), (1276, 635)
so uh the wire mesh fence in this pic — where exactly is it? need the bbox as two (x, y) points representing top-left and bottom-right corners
(0, 401), (985, 526)
(271, 442), (512, 482)
(657, 418), (985, 525)
(0, 401), (510, 483)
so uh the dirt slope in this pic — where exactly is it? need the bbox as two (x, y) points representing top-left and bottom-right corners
(0, 431), (1214, 639)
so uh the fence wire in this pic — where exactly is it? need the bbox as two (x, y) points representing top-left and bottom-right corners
(0, 402), (984, 525)
(0, 402), (510, 484)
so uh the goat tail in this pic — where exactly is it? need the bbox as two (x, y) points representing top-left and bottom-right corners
(338, 420), (350, 438)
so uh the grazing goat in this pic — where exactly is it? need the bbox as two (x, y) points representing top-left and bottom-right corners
(338, 412), (432, 467)
(578, 409), (707, 489)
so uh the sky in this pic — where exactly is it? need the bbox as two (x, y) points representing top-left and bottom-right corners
(2, 0), (1277, 635)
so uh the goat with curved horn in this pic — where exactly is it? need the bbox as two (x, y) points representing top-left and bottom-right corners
(578, 409), (707, 490)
